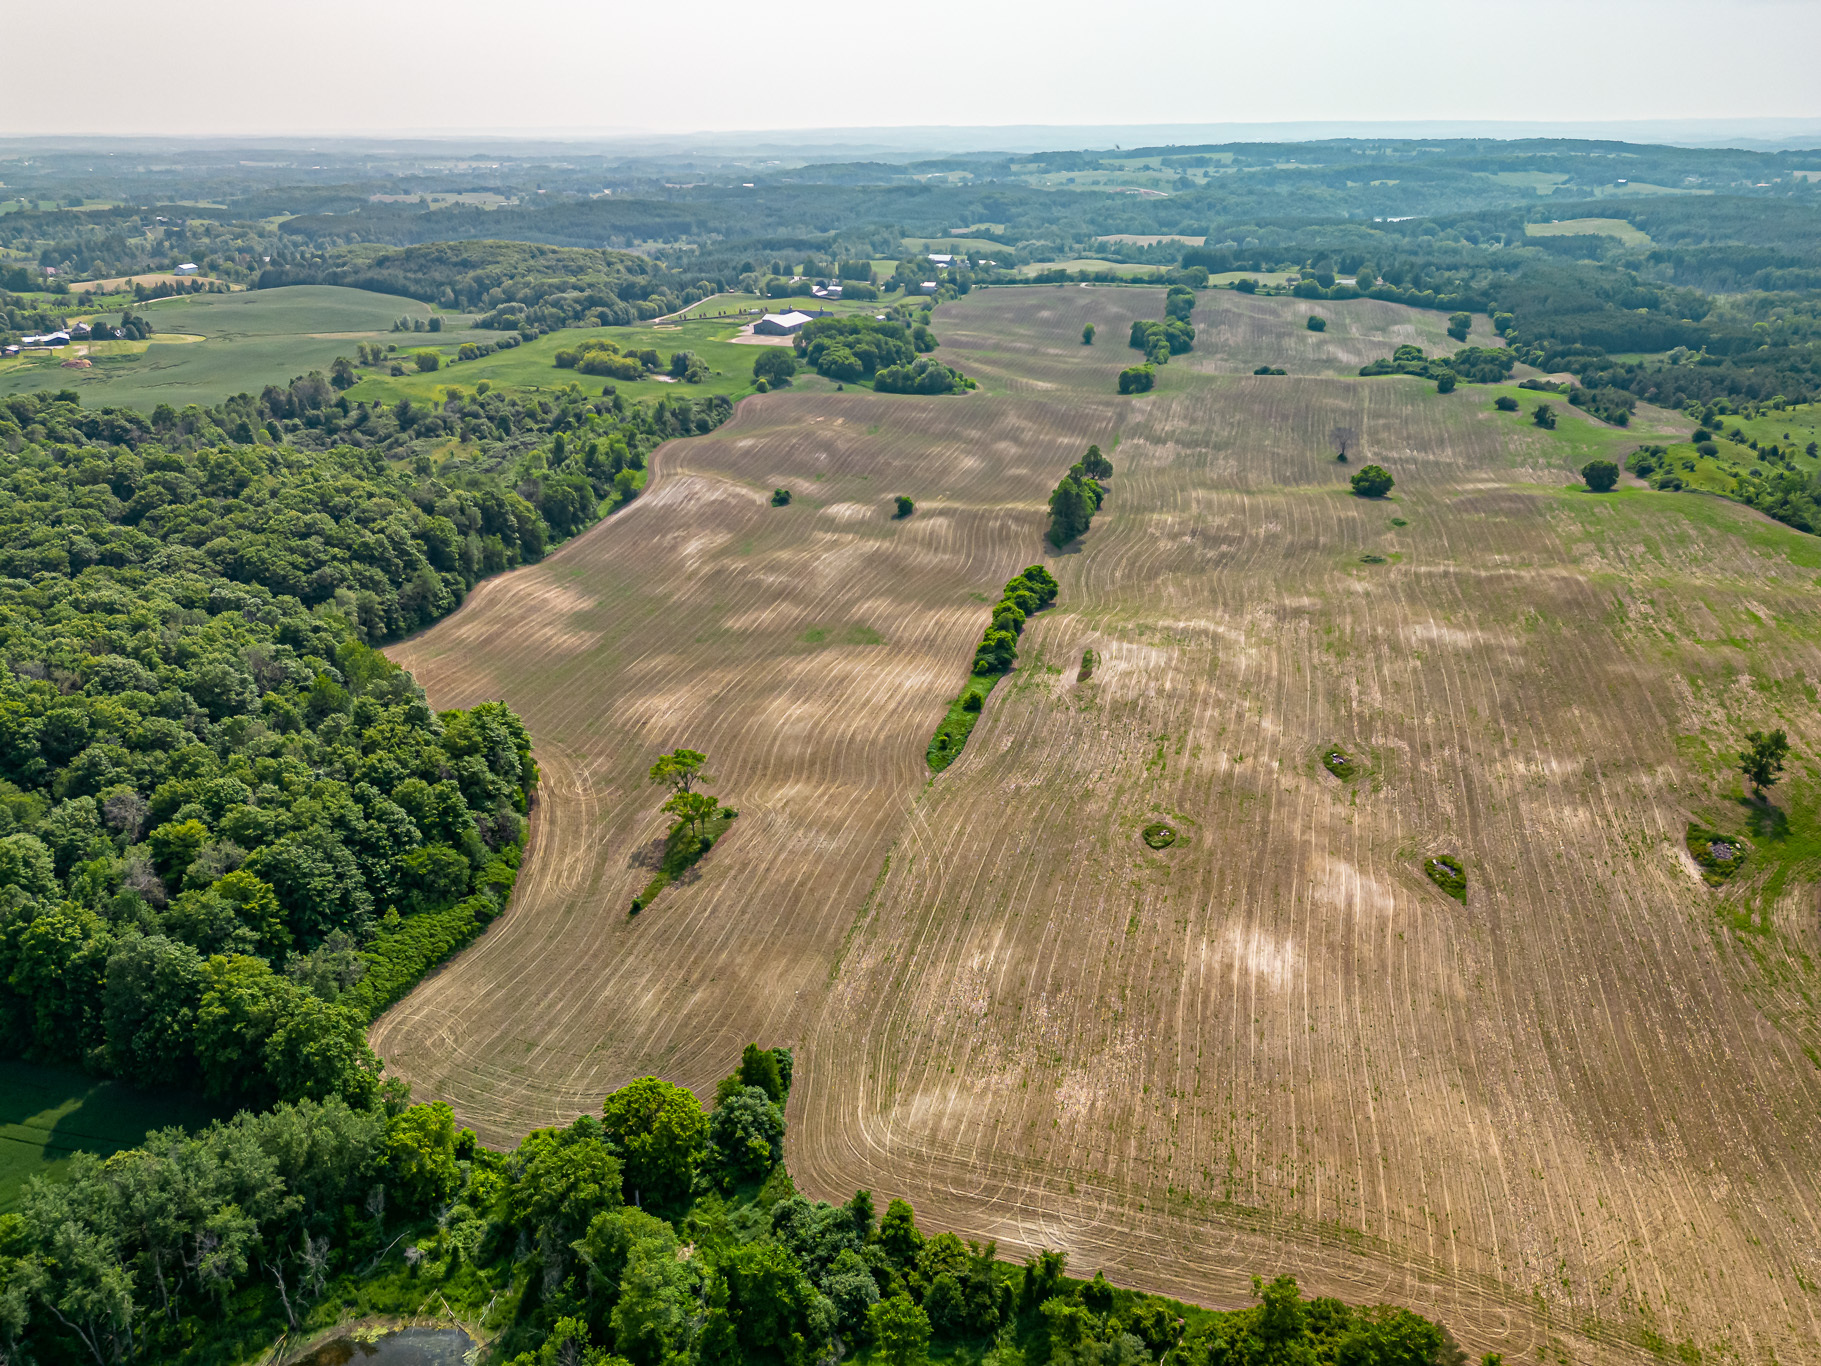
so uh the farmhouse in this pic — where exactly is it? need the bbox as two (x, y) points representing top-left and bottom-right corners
(754, 310), (813, 336)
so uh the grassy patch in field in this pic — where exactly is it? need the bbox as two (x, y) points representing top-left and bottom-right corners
(1424, 854), (1467, 902)
(1686, 822), (1749, 886)
(0, 1060), (229, 1211)
(1525, 218), (1653, 247)
(1142, 821), (1178, 849)
(1321, 746), (1358, 781)
(632, 808), (739, 912)
(927, 673), (1000, 772)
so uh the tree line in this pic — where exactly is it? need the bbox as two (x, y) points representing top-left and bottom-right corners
(971, 565), (1060, 676)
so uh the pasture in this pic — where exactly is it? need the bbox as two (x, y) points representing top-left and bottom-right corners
(1525, 217), (1654, 247)
(0, 1060), (226, 1211)
(0, 285), (448, 408)
(374, 286), (1821, 1364)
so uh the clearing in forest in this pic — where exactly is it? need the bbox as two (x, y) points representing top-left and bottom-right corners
(379, 286), (1821, 1366)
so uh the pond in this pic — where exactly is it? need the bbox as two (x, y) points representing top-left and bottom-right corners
(294, 1327), (474, 1365)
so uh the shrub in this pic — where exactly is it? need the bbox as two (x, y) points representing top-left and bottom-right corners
(1424, 855), (1466, 902)
(894, 495), (914, 518)
(771, 488), (792, 506)
(1686, 823), (1747, 885)
(1118, 364), (1155, 394)
(1532, 402), (1557, 429)
(1306, 315), (1327, 332)
(1436, 373), (1456, 394)
(1082, 323), (1095, 345)
(1349, 464), (1394, 498)
(414, 351), (441, 372)
(1253, 365), (1286, 375)
(1447, 311), (1473, 342)
(1494, 395), (1518, 411)
(1582, 459), (1620, 492)
(1697, 441), (1719, 457)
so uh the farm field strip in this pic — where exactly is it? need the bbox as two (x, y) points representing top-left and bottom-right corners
(374, 385), (1123, 1138)
(380, 288), (1821, 1364)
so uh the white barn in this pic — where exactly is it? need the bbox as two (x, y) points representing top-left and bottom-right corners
(754, 310), (814, 336)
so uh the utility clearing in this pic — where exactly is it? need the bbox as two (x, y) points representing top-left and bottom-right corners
(378, 287), (1821, 1366)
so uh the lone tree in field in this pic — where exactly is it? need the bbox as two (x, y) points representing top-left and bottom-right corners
(1350, 464), (1394, 498)
(1740, 729), (1790, 800)
(894, 495), (915, 518)
(1532, 402), (1557, 430)
(1330, 426), (1357, 461)
(1447, 311), (1472, 342)
(1582, 459), (1620, 492)
(1082, 323), (1096, 345)
(649, 748), (710, 794)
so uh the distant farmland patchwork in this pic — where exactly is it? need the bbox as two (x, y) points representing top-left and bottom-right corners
(377, 287), (1821, 1365)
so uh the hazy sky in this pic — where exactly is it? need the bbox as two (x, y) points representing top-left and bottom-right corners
(8, 0), (1820, 139)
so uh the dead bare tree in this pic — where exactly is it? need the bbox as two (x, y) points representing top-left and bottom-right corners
(1330, 425), (1358, 462)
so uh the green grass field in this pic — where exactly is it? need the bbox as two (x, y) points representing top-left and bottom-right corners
(343, 311), (872, 409)
(902, 237), (1012, 253)
(1015, 259), (1167, 277)
(0, 285), (452, 409)
(1525, 217), (1654, 247)
(0, 1059), (229, 1211)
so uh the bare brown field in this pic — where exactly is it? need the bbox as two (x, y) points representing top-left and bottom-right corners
(380, 287), (1821, 1364)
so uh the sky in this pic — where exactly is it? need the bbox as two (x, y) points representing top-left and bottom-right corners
(6, 0), (1820, 140)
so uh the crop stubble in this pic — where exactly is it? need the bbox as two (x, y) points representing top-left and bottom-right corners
(381, 289), (1821, 1364)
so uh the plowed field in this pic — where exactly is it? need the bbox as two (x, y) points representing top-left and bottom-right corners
(378, 287), (1821, 1365)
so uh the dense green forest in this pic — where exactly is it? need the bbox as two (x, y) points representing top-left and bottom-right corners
(0, 1039), (1465, 1366)
(0, 379), (714, 1118)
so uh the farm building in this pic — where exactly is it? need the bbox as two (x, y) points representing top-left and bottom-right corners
(919, 281), (938, 294)
(19, 332), (70, 348)
(754, 310), (813, 336)
(175, 263), (200, 274)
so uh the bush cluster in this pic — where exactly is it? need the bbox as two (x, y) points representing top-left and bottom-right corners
(873, 357), (973, 395)
(1118, 364), (1155, 393)
(971, 564), (1059, 675)
(1358, 343), (1514, 384)
(1047, 445), (1113, 546)
(796, 316), (931, 382)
